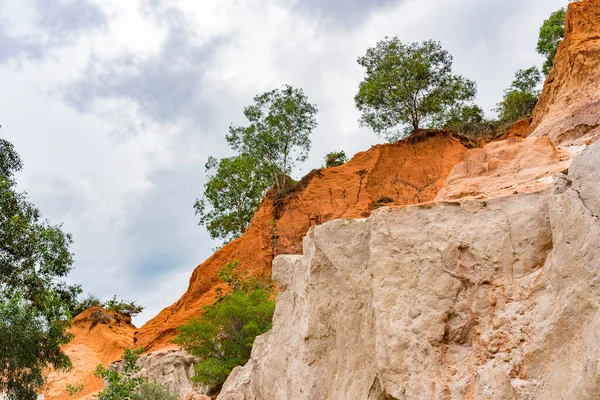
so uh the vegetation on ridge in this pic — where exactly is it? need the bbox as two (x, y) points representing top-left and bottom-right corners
(72, 294), (144, 317)
(196, 85), (318, 244)
(496, 67), (542, 123)
(355, 38), (480, 142)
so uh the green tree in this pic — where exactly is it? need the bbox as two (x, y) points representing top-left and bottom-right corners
(194, 154), (271, 243)
(0, 135), (81, 400)
(496, 67), (542, 123)
(227, 85), (318, 193)
(355, 38), (478, 141)
(173, 261), (275, 391)
(537, 8), (567, 75)
(324, 151), (348, 168)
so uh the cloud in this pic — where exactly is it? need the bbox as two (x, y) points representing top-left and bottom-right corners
(0, 0), (105, 63)
(0, 0), (569, 327)
(292, 0), (403, 27)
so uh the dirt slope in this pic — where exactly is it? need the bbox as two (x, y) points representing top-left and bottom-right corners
(135, 130), (470, 351)
(44, 308), (136, 400)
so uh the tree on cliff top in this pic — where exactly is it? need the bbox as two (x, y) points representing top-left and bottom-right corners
(537, 8), (567, 76)
(194, 154), (271, 243)
(0, 133), (81, 399)
(355, 38), (478, 141)
(227, 85), (318, 193)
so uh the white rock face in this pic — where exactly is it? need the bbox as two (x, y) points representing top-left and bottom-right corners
(218, 141), (600, 400)
(110, 349), (210, 399)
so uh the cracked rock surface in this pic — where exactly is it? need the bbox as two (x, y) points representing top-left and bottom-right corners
(218, 140), (600, 400)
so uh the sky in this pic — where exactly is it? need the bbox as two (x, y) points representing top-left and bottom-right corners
(0, 0), (567, 326)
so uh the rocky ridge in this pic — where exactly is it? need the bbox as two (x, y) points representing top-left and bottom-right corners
(217, 0), (600, 398)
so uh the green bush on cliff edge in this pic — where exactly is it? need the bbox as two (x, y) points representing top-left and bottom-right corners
(173, 261), (276, 392)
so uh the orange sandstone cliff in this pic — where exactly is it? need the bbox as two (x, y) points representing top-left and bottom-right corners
(135, 131), (470, 351)
(44, 308), (136, 400)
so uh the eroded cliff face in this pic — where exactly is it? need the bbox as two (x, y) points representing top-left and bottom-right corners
(529, 0), (600, 145)
(135, 131), (470, 351)
(44, 308), (136, 400)
(218, 141), (600, 400)
(217, 1), (600, 398)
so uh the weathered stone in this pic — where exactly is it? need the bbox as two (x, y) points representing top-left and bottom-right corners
(219, 141), (600, 399)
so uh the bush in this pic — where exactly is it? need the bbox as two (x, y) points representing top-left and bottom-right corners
(94, 348), (144, 400)
(90, 308), (113, 329)
(496, 67), (542, 123)
(173, 261), (276, 391)
(324, 151), (348, 168)
(132, 382), (177, 400)
(104, 295), (144, 317)
(72, 294), (102, 316)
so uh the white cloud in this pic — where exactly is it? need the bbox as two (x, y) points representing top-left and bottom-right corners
(0, 0), (569, 325)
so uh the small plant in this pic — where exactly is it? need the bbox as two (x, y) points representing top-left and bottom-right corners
(66, 383), (84, 398)
(173, 261), (276, 391)
(324, 151), (348, 168)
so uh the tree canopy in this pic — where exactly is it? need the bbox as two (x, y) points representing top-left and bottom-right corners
(537, 8), (567, 76)
(324, 151), (348, 168)
(355, 38), (478, 141)
(194, 154), (271, 243)
(0, 134), (81, 399)
(227, 85), (318, 192)
(496, 67), (542, 123)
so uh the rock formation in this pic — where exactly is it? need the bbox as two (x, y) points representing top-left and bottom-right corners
(44, 308), (136, 400)
(529, 0), (600, 145)
(217, 1), (600, 398)
(135, 130), (470, 351)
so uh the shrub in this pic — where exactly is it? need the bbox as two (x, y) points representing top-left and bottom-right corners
(90, 308), (113, 329)
(94, 348), (144, 400)
(132, 382), (177, 400)
(72, 294), (102, 316)
(496, 67), (542, 123)
(104, 295), (144, 317)
(324, 151), (348, 168)
(173, 261), (276, 391)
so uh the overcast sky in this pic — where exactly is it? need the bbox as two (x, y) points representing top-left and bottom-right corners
(0, 0), (567, 326)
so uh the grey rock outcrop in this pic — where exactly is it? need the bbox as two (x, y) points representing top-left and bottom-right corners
(218, 141), (600, 400)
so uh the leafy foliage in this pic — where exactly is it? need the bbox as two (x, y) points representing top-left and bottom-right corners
(537, 8), (567, 75)
(496, 67), (542, 123)
(355, 38), (478, 141)
(94, 348), (145, 400)
(324, 151), (348, 168)
(72, 294), (102, 316)
(66, 383), (84, 398)
(194, 154), (271, 243)
(173, 261), (276, 390)
(103, 295), (144, 317)
(227, 85), (318, 192)
(0, 134), (81, 400)
(133, 382), (178, 400)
